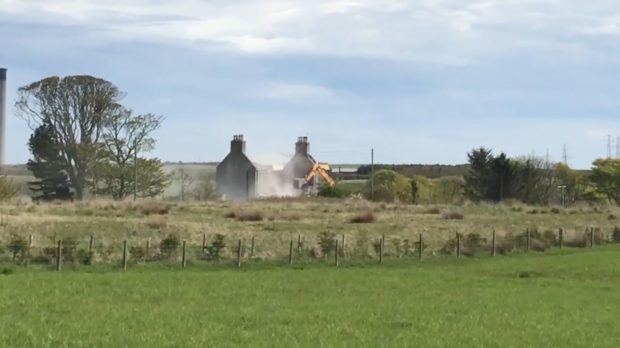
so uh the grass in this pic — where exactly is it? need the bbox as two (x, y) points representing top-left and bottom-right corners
(1, 247), (620, 347)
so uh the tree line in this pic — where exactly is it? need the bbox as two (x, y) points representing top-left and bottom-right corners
(463, 147), (620, 206)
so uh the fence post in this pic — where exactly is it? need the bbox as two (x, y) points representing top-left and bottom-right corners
(27, 235), (34, 267)
(379, 234), (385, 265)
(288, 240), (294, 265)
(146, 237), (151, 259)
(456, 232), (461, 258)
(237, 239), (242, 268)
(526, 228), (530, 253)
(89, 235), (94, 253)
(182, 240), (187, 268)
(122, 240), (128, 271)
(335, 240), (339, 267)
(341, 234), (346, 259)
(590, 228), (595, 248)
(251, 236), (256, 258)
(56, 240), (62, 272)
(491, 229), (496, 257)
(202, 233), (207, 253)
(559, 228), (564, 249)
(418, 233), (423, 261)
(297, 234), (302, 253)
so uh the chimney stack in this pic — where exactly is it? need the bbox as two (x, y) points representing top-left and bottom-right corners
(231, 134), (246, 154)
(0, 68), (6, 167)
(295, 136), (309, 156)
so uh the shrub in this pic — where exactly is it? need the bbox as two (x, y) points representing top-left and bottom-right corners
(7, 235), (28, 263)
(76, 250), (94, 265)
(138, 200), (171, 215)
(206, 234), (226, 261)
(363, 170), (412, 203)
(318, 185), (345, 198)
(318, 231), (337, 256)
(235, 211), (263, 222)
(349, 211), (376, 224)
(223, 211), (237, 219)
(160, 234), (180, 258)
(613, 226), (620, 243)
(463, 233), (485, 251)
(442, 212), (464, 220)
(550, 208), (561, 214)
(608, 214), (617, 221)
(130, 246), (147, 262)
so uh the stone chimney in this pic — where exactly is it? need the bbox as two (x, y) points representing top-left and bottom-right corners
(295, 136), (309, 156)
(231, 134), (246, 154)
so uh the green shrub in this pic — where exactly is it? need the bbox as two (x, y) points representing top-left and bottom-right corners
(363, 170), (412, 203)
(160, 234), (180, 258)
(318, 185), (345, 198)
(318, 231), (336, 256)
(7, 235), (28, 263)
(206, 234), (226, 261)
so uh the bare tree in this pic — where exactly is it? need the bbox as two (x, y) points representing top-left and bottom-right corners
(173, 168), (194, 202)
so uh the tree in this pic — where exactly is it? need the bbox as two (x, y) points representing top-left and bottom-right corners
(363, 169), (412, 203)
(490, 153), (515, 201)
(173, 168), (194, 201)
(410, 179), (419, 204)
(16, 76), (123, 199)
(463, 147), (494, 202)
(194, 170), (217, 201)
(136, 158), (171, 198)
(512, 156), (557, 205)
(26, 122), (74, 201)
(590, 158), (620, 205)
(555, 163), (588, 206)
(94, 107), (164, 199)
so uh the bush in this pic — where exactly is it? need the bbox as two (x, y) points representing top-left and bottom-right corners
(318, 231), (337, 256)
(318, 185), (345, 198)
(160, 234), (180, 258)
(424, 207), (442, 215)
(7, 235), (28, 263)
(235, 211), (263, 222)
(349, 211), (376, 224)
(130, 246), (147, 262)
(613, 226), (620, 243)
(442, 212), (464, 220)
(76, 249), (94, 265)
(223, 211), (237, 219)
(206, 234), (226, 260)
(363, 170), (412, 203)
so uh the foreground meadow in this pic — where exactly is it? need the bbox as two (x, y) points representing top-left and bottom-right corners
(1, 247), (619, 347)
(1, 198), (619, 264)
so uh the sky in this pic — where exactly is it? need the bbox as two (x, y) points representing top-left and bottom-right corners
(1, 0), (619, 169)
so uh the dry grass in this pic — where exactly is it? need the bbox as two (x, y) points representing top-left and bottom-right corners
(424, 207), (442, 215)
(138, 201), (171, 216)
(234, 210), (264, 222)
(144, 215), (168, 229)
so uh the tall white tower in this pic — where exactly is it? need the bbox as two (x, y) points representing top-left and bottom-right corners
(0, 68), (6, 167)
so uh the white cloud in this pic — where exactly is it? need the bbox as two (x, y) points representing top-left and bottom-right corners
(250, 82), (336, 101)
(1, 0), (619, 63)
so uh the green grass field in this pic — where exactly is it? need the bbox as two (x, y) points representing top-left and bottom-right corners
(1, 247), (619, 347)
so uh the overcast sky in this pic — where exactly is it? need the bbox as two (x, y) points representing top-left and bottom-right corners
(1, 0), (619, 168)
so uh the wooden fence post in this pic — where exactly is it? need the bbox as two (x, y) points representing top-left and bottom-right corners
(297, 234), (302, 253)
(379, 234), (385, 265)
(590, 228), (595, 248)
(526, 228), (530, 253)
(182, 241), (187, 268)
(288, 240), (294, 265)
(341, 234), (346, 259)
(89, 235), (94, 253)
(559, 228), (564, 249)
(335, 240), (339, 267)
(418, 233), (423, 261)
(237, 239), (242, 268)
(251, 236), (256, 258)
(202, 233), (207, 253)
(456, 232), (461, 258)
(56, 240), (62, 272)
(122, 240), (128, 271)
(491, 229), (496, 257)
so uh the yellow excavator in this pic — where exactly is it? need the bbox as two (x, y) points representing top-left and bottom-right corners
(304, 163), (336, 188)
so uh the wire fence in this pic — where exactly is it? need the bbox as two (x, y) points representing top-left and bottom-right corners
(1, 226), (618, 271)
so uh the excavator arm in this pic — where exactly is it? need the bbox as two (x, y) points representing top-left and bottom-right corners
(305, 163), (336, 187)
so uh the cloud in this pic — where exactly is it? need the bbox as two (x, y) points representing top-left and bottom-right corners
(250, 82), (336, 101)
